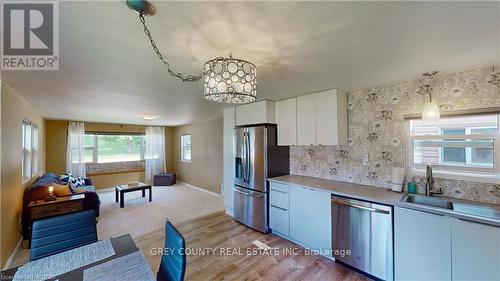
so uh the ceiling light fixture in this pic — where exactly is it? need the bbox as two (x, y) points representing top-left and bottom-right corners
(142, 114), (158, 120)
(417, 71), (440, 124)
(127, 0), (257, 104)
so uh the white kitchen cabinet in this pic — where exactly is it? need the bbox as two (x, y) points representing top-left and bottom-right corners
(223, 107), (236, 215)
(270, 205), (289, 236)
(235, 100), (275, 126)
(222, 133), (234, 215)
(451, 218), (500, 281)
(315, 89), (348, 145)
(289, 184), (331, 254)
(270, 181), (290, 236)
(297, 95), (316, 145)
(296, 89), (347, 146)
(235, 103), (252, 126)
(395, 207), (452, 281)
(276, 98), (297, 146)
(223, 107), (235, 133)
(251, 100), (275, 124)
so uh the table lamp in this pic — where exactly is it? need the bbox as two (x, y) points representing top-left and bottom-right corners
(45, 185), (57, 201)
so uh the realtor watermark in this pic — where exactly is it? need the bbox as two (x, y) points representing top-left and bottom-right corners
(1, 1), (59, 70)
(150, 247), (352, 258)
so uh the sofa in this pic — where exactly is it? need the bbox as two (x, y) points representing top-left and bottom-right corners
(22, 173), (100, 239)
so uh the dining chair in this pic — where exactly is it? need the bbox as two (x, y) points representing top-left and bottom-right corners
(157, 220), (186, 281)
(30, 210), (97, 261)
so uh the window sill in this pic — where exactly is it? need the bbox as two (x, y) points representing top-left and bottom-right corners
(409, 167), (500, 184)
(86, 161), (145, 175)
(181, 160), (191, 163)
(87, 169), (145, 176)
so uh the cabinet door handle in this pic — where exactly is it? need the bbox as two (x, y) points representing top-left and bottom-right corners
(270, 204), (287, 211)
(271, 188), (287, 194)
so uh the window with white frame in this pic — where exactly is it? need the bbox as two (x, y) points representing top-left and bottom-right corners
(407, 114), (500, 182)
(181, 134), (191, 162)
(22, 120), (33, 183)
(83, 133), (146, 163)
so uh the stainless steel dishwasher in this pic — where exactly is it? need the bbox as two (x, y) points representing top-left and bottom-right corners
(331, 195), (393, 281)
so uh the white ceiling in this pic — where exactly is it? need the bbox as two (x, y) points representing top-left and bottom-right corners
(3, 1), (500, 126)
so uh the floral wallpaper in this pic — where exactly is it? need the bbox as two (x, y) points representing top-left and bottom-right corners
(290, 66), (500, 204)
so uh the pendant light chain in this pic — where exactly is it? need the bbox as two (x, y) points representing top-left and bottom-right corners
(139, 11), (205, 82)
(132, 4), (257, 104)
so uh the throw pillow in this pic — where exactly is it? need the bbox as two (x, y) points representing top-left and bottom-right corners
(68, 176), (85, 190)
(51, 183), (72, 197)
(59, 171), (73, 184)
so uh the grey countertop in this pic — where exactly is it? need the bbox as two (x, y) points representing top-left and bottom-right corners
(268, 175), (405, 205)
(269, 175), (500, 227)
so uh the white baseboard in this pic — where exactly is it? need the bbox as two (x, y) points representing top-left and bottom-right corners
(178, 181), (221, 197)
(225, 208), (234, 217)
(3, 237), (23, 270)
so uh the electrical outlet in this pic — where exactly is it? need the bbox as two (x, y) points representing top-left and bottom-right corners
(362, 153), (369, 166)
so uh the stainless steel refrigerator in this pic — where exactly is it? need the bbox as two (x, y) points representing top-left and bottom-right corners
(233, 124), (289, 233)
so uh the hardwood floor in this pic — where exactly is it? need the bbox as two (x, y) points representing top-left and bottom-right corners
(136, 211), (371, 281)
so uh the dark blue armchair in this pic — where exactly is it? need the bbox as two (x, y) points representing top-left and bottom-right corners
(30, 210), (98, 261)
(157, 220), (186, 281)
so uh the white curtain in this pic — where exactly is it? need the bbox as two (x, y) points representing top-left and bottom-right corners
(66, 122), (86, 177)
(145, 126), (166, 184)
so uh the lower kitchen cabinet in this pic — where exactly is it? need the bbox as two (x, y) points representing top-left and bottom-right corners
(289, 184), (331, 254)
(395, 207), (452, 281)
(270, 205), (289, 236)
(396, 206), (500, 281)
(270, 181), (290, 236)
(451, 218), (500, 281)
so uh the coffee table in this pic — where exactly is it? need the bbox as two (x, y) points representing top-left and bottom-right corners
(115, 183), (152, 208)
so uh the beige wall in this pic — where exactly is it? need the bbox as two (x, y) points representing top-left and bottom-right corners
(173, 118), (223, 194)
(1, 82), (46, 267)
(45, 120), (67, 175)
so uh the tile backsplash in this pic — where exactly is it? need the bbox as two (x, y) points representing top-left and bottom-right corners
(290, 66), (500, 204)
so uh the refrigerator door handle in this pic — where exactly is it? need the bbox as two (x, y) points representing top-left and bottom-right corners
(245, 132), (251, 183)
(241, 132), (247, 183)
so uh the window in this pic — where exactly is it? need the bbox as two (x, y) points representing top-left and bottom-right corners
(181, 134), (191, 162)
(407, 114), (500, 182)
(83, 133), (145, 163)
(22, 120), (32, 182)
(32, 125), (39, 177)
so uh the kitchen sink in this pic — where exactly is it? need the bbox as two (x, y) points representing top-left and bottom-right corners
(404, 194), (454, 210)
(403, 194), (500, 220)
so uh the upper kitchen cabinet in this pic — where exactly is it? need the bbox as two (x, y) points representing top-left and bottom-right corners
(297, 94), (316, 145)
(296, 89), (348, 146)
(235, 100), (275, 126)
(276, 98), (297, 145)
(223, 107), (236, 133)
(314, 89), (347, 145)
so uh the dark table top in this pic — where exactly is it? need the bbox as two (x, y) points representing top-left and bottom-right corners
(0, 234), (143, 281)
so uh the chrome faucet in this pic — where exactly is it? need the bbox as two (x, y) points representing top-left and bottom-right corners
(425, 164), (442, 196)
